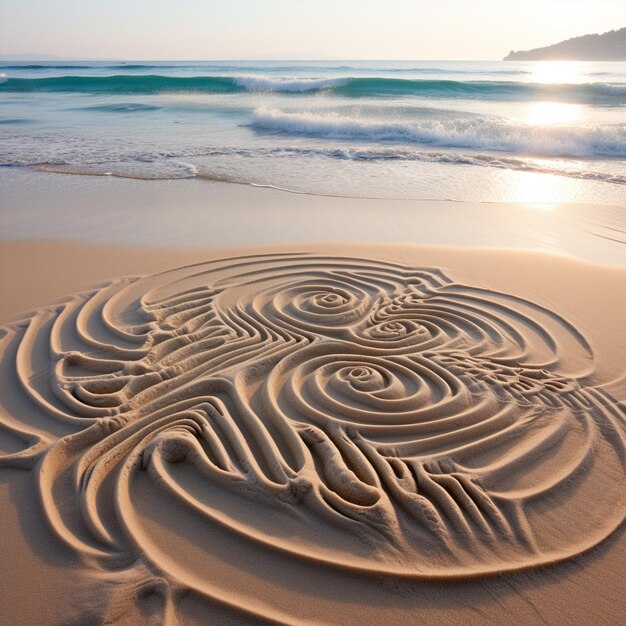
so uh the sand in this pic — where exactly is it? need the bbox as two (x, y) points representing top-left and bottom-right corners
(0, 239), (625, 625)
(2, 168), (625, 265)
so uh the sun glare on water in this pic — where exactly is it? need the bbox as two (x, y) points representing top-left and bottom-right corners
(501, 169), (575, 207)
(523, 61), (586, 126)
(524, 101), (581, 125)
(530, 60), (588, 84)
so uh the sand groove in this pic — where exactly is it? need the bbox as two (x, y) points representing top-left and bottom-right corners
(0, 253), (625, 618)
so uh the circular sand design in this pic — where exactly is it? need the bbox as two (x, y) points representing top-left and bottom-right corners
(1, 253), (624, 612)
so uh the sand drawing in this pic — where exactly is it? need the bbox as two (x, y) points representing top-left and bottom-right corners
(1, 253), (624, 616)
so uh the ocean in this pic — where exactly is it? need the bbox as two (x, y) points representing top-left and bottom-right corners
(1, 60), (625, 204)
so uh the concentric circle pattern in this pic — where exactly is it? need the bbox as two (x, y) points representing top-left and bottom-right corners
(0, 253), (624, 618)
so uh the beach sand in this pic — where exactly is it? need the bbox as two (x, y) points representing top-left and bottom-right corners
(2, 169), (625, 265)
(0, 236), (625, 625)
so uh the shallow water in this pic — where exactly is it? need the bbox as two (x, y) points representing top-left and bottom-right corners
(1, 60), (625, 204)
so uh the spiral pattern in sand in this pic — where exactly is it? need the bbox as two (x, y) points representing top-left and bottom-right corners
(0, 253), (624, 618)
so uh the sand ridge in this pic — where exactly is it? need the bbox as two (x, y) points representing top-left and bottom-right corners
(0, 249), (625, 623)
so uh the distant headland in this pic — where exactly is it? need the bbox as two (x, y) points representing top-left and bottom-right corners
(504, 27), (626, 61)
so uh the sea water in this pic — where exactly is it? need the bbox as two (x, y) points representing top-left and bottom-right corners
(0, 60), (625, 204)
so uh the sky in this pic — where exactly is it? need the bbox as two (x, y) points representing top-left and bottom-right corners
(1, 0), (624, 60)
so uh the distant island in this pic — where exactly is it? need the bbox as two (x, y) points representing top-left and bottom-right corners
(504, 27), (626, 61)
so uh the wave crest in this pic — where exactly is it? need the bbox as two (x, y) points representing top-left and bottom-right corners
(251, 107), (626, 157)
(1, 74), (624, 102)
(234, 75), (348, 92)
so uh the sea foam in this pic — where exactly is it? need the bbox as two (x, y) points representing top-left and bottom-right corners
(250, 107), (626, 158)
(233, 76), (348, 92)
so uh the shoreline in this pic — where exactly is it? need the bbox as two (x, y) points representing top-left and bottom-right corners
(1, 169), (625, 265)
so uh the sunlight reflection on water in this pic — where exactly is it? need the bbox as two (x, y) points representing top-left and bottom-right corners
(498, 169), (576, 206)
(529, 60), (589, 84)
(524, 102), (581, 125)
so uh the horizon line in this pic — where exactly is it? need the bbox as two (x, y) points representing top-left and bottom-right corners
(0, 55), (508, 63)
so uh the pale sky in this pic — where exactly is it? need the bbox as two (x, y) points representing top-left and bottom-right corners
(1, 0), (624, 60)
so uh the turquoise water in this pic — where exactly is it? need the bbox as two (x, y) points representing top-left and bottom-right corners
(1, 60), (625, 203)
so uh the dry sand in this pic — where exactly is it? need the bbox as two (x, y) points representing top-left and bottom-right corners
(0, 240), (625, 625)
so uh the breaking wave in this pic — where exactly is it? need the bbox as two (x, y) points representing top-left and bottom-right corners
(250, 108), (626, 158)
(233, 76), (348, 92)
(1, 74), (625, 103)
